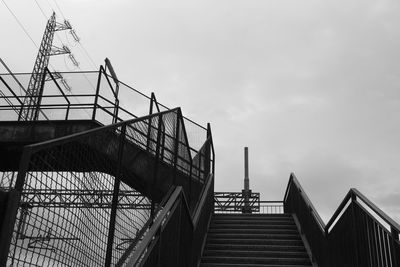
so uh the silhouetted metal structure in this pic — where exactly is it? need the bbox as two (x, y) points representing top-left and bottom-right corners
(21, 12), (71, 121)
(0, 62), (215, 266)
(0, 54), (399, 266)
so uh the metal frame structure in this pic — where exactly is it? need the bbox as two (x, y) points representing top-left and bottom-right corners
(0, 59), (213, 266)
(21, 12), (71, 121)
(284, 173), (400, 267)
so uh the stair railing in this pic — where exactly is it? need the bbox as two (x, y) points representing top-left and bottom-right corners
(325, 188), (400, 267)
(0, 106), (212, 266)
(121, 130), (215, 267)
(283, 173), (327, 265)
(124, 173), (215, 267)
(284, 173), (400, 267)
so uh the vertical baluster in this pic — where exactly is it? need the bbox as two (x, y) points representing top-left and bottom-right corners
(391, 226), (399, 267)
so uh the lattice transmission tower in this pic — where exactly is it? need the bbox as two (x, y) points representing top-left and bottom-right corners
(21, 12), (72, 121)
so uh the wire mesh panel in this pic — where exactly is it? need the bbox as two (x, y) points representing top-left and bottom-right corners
(6, 124), (152, 266)
(0, 68), (208, 161)
(0, 172), (17, 190)
(2, 107), (211, 266)
(1, 64), (213, 266)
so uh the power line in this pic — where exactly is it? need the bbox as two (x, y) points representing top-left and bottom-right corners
(33, 0), (66, 47)
(1, 0), (39, 49)
(49, 0), (98, 69)
(53, 0), (66, 19)
(33, 0), (48, 18)
(78, 44), (97, 69)
(2, 0), (95, 120)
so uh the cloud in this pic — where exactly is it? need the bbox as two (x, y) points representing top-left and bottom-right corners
(2, 0), (400, 224)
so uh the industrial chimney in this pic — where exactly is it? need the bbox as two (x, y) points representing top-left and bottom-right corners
(242, 147), (252, 213)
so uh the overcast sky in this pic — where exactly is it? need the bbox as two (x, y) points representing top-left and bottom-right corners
(1, 0), (400, 223)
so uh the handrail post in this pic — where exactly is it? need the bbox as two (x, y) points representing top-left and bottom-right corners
(205, 123), (211, 177)
(391, 226), (399, 267)
(92, 67), (102, 121)
(350, 192), (359, 267)
(173, 110), (181, 184)
(150, 114), (164, 222)
(105, 124), (126, 267)
(146, 93), (155, 152)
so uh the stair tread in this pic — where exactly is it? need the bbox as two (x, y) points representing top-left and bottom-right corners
(201, 264), (312, 267)
(201, 255), (311, 264)
(205, 243), (307, 252)
(210, 223), (297, 228)
(206, 238), (305, 245)
(207, 233), (301, 240)
(212, 220), (295, 225)
(204, 249), (309, 258)
(208, 228), (299, 234)
(201, 213), (311, 267)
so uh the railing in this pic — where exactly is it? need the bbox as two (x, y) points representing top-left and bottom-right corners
(258, 201), (284, 214)
(325, 188), (400, 267)
(0, 107), (214, 266)
(0, 67), (207, 152)
(284, 172), (400, 267)
(213, 192), (284, 214)
(120, 134), (214, 266)
(123, 174), (214, 267)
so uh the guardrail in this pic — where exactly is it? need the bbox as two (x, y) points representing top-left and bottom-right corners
(284, 172), (400, 267)
(123, 174), (214, 267)
(213, 192), (284, 214)
(0, 107), (214, 266)
(0, 67), (207, 153)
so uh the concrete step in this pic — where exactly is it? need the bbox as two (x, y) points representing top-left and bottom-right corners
(206, 233), (301, 240)
(206, 238), (305, 246)
(205, 243), (307, 253)
(211, 219), (295, 226)
(200, 264), (312, 267)
(200, 213), (312, 267)
(209, 223), (297, 230)
(203, 249), (309, 259)
(201, 255), (312, 265)
(212, 214), (291, 218)
(213, 214), (293, 221)
(208, 228), (299, 235)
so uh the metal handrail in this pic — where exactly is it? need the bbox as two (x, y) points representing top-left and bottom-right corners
(284, 173), (400, 266)
(126, 173), (214, 266)
(126, 186), (183, 265)
(284, 173), (326, 230)
(22, 108), (178, 153)
(326, 188), (400, 235)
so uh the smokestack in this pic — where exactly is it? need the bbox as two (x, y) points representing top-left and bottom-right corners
(242, 147), (252, 213)
(244, 147), (249, 191)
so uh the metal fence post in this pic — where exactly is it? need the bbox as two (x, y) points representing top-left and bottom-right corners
(350, 193), (359, 267)
(205, 123), (211, 176)
(150, 115), (164, 222)
(173, 111), (181, 184)
(391, 226), (399, 267)
(92, 67), (102, 121)
(146, 93), (156, 152)
(105, 125), (126, 267)
(0, 190), (21, 266)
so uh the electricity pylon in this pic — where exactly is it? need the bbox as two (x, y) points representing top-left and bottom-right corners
(21, 12), (71, 121)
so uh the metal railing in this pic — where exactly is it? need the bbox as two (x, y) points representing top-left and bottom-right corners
(123, 173), (215, 267)
(0, 106), (214, 266)
(284, 172), (400, 267)
(0, 67), (207, 153)
(213, 192), (284, 214)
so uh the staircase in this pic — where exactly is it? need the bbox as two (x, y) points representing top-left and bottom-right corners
(200, 213), (312, 267)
